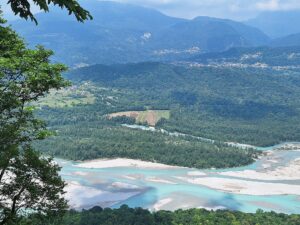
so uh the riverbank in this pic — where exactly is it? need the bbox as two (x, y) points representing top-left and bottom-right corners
(220, 155), (300, 181)
(76, 158), (178, 169)
(176, 176), (300, 195)
(58, 142), (300, 213)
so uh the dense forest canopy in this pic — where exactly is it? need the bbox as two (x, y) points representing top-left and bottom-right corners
(18, 206), (300, 225)
(32, 59), (300, 169)
(62, 62), (300, 146)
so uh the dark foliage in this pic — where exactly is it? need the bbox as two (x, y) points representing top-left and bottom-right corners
(19, 206), (300, 225)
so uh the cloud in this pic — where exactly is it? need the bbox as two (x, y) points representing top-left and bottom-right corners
(256, 0), (280, 10)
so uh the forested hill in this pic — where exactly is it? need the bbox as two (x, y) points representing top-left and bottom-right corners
(65, 62), (300, 146)
(11, 1), (269, 66)
(190, 46), (300, 66)
(271, 33), (300, 48)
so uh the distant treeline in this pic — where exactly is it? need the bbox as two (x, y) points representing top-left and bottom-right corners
(18, 205), (300, 225)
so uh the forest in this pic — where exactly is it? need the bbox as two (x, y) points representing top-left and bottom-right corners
(33, 73), (264, 169)
(18, 205), (300, 225)
(65, 62), (300, 146)
(33, 61), (300, 168)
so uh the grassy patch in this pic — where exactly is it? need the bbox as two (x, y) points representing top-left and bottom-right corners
(109, 110), (170, 126)
(36, 82), (96, 108)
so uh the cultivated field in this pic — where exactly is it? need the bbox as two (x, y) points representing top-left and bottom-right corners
(109, 110), (170, 126)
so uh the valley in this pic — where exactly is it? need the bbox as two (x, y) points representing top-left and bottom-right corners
(3, 1), (300, 223)
(30, 59), (300, 216)
(34, 59), (300, 214)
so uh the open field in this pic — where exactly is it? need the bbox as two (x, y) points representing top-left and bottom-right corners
(108, 110), (170, 126)
(36, 82), (96, 108)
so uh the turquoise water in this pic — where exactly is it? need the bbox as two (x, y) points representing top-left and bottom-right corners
(58, 144), (300, 214)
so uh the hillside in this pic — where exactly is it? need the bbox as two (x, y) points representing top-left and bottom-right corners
(11, 1), (269, 67)
(190, 46), (300, 66)
(271, 33), (300, 47)
(150, 16), (269, 54)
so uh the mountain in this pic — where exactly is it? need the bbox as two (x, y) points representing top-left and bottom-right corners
(11, 1), (183, 66)
(152, 16), (269, 53)
(190, 46), (300, 67)
(11, 1), (269, 67)
(271, 33), (300, 47)
(246, 10), (300, 38)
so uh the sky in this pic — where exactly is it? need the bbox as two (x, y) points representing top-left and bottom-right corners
(1, 0), (300, 21)
(108, 0), (300, 20)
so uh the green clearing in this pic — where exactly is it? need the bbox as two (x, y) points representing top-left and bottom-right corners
(36, 82), (95, 108)
(109, 110), (170, 126)
(136, 110), (170, 125)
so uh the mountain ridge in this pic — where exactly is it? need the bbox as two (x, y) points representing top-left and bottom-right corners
(11, 1), (270, 66)
(271, 33), (300, 47)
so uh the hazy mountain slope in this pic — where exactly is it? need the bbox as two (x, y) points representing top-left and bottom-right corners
(271, 33), (300, 47)
(152, 17), (269, 54)
(190, 46), (300, 66)
(246, 10), (300, 38)
(11, 1), (269, 66)
(11, 1), (183, 66)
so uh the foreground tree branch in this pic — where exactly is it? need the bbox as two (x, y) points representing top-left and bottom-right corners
(0, 14), (69, 225)
(5, 0), (92, 24)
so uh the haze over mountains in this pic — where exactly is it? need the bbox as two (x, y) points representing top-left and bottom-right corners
(10, 1), (300, 67)
(246, 10), (300, 38)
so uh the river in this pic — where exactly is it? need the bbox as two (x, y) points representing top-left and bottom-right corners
(57, 125), (300, 214)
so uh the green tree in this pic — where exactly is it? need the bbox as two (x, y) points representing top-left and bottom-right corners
(0, 14), (69, 225)
(3, 0), (92, 24)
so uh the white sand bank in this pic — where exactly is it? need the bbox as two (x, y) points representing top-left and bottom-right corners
(187, 171), (207, 176)
(110, 182), (139, 189)
(153, 198), (173, 211)
(65, 181), (106, 208)
(76, 158), (177, 169)
(146, 177), (177, 184)
(65, 181), (140, 209)
(175, 177), (300, 196)
(220, 158), (300, 181)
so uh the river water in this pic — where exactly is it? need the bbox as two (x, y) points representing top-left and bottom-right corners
(57, 125), (300, 214)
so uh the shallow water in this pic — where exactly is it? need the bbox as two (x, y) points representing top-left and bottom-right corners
(58, 142), (300, 214)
